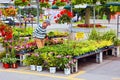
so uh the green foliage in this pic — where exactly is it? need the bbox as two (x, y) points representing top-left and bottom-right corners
(14, 0), (30, 6)
(88, 28), (101, 41)
(113, 38), (120, 46)
(88, 29), (116, 41)
(40, 3), (50, 8)
(10, 58), (18, 64)
(0, 51), (6, 59)
(1, 57), (11, 64)
(23, 54), (39, 66)
(102, 30), (116, 41)
(55, 1), (66, 6)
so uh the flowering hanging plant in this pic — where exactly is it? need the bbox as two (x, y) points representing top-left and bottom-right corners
(0, 22), (13, 40)
(14, 0), (30, 6)
(2, 6), (17, 17)
(54, 9), (73, 24)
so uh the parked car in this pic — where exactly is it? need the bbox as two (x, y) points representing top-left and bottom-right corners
(2, 17), (22, 26)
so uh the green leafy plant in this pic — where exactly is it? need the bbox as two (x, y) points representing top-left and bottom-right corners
(113, 38), (120, 46)
(88, 28), (101, 41)
(101, 30), (116, 41)
(10, 58), (18, 64)
(1, 57), (10, 64)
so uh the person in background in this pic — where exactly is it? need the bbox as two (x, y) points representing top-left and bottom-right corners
(33, 20), (50, 48)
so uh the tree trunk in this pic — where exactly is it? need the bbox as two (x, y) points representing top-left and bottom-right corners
(85, 8), (90, 24)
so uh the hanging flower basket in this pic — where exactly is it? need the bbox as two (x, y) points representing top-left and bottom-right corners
(54, 9), (73, 24)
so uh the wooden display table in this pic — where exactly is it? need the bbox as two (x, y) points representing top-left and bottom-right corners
(72, 46), (120, 73)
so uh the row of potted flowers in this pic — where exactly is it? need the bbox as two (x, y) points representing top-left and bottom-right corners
(23, 53), (77, 75)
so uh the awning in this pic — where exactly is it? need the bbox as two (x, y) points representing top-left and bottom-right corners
(106, 2), (120, 6)
(51, 5), (59, 9)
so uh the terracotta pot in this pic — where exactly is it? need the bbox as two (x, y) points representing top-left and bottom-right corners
(4, 63), (10, 69)
(12, 63), (18, 68)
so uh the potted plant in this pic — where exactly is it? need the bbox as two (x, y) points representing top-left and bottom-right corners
(47, 52), (57, 74)
(36, 54), (44, 72)
(23, 54), (38, 71)
(10, 58), (18, 68)
(1, 57), (10, 68)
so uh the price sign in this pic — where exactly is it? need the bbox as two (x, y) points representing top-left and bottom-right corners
(75, 32), (84, 39)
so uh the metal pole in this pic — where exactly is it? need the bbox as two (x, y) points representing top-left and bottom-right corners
(19, 7), (22, 28)
(93, 5), (96, 28)
(36, 0), (40, 25)
(117, 15), (120, 37)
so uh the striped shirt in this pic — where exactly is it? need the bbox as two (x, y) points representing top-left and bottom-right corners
(33, 24), (46, 39)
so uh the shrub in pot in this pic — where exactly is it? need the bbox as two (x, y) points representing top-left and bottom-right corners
(10, 58), (18, 68)
(23, 53), (39, 70)
(47, 52), (57, 73)
(36, 54), (44, 72)
(1, 57), (10, 68)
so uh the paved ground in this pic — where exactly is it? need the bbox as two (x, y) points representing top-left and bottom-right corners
(0, 55), (120, 80)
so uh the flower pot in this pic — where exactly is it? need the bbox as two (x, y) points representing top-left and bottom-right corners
(12, 63), (18, 68)
(37, 66), (42, 72)
(4, 63), (10, 69)
(30, 65), (36, 71)
(49, 67), (56, 74)
(64, 68), (71, 75)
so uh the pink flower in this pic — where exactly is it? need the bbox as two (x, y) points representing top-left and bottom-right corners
(65, 63), (70, 68)
(73, 59), (77, 63)
(56, 55), (62, 58)
(66, 55), (72, 58)
(34, 53), (39, 57)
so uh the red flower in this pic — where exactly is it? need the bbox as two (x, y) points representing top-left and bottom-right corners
(0, 26), (6, 31)
(28, 4), (30, 6)
(22, 0), (26, 2)
(55, 20), (58, 23)
(60, 11), (64, 15)
(5, 34), (12, 40)
(67, 11), (73, 18)
(54, 16), (57, 19)
(57, 14), (60, 17)
(1, 31), (5, 37)
(52, 1), (56, 5)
